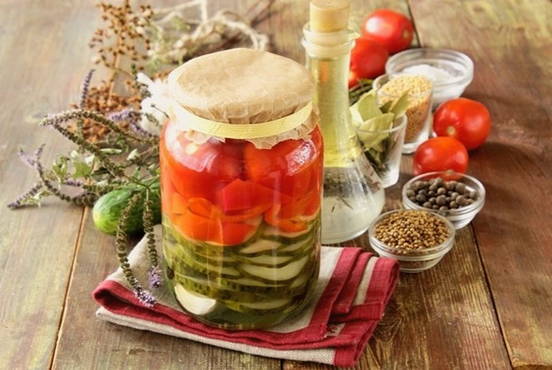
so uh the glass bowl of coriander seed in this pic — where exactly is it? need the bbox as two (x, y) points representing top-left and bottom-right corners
(368, 209), (456, 273)
(402, 171), (486, 229)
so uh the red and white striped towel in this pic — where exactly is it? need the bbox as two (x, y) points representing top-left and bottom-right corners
(93, 228), (399, 367)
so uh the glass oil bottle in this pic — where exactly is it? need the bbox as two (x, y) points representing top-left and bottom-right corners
(303, 0), (384, 244)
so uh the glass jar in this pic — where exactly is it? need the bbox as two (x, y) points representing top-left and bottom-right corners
(303, 24), (385, 244)
(357, 114), (407, 188)
(159, 49), (322, 330)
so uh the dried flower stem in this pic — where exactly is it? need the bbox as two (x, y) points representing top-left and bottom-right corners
(116, 192), (156, 307)
(7, 183), (44, 209)
(80, 69), (96, 108)
(42, 109), (151, 143)
(47, 122), (125, 177)
(143, 190), (162, 289)
(34, 146), (97, 207)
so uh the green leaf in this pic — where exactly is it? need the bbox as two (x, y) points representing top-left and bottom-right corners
(52, 156), (69, 179)
(357, 113), (395, 149)
(73, 159), (92, 178)
(379, 100), (393, 113)
(355, 92), (381, 121)
(389, 92), (410, 117)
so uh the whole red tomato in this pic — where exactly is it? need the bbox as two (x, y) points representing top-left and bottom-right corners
(361, 9), (414, 54)
(413, 137), (469, 175)
(433, 98), (492, 150)
(350, 38), (389, 80)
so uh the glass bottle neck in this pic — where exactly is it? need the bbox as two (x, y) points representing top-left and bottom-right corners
(307, 50), (362, 167)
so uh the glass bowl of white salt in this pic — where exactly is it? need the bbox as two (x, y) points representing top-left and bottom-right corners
(385, 48), (474, 108)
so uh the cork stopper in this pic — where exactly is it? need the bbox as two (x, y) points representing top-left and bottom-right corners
(309, 0), (350, 32)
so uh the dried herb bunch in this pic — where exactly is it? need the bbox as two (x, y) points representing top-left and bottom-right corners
(9, 70), (164, 305)
(90, 2), (153, 71)
(9, 0), (275, 307)
(9, 72), (159, 211)
(79, 0), (272, 141)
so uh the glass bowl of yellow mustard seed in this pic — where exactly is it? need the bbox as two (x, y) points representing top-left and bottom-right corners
(402, 171), (486, 229)
(368, 209), (455, 273)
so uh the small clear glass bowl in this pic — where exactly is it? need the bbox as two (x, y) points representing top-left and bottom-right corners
(357, 114), (407, 188)
(402, 171), (486, 229)
(373, 74), (433, 154)
(368, 210), (456, 273)
(385, 48), (474, 108)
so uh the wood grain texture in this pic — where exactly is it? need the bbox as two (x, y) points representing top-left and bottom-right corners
(409, 0), (552, 368)
(0, 0), (96, 368)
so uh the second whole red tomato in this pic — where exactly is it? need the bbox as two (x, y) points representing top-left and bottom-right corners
(413, 137), (469, 175)
(433, 98), (492, 150)
(361, 9), (414, 54)
(350, 38), (389, 82)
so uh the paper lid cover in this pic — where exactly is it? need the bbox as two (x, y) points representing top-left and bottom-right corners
(167, 48), (313, 125)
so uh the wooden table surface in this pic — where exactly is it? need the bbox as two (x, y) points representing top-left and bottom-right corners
(2, 0), (551, 369)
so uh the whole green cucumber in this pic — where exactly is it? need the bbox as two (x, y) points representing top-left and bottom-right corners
(92, 181), (161, 235)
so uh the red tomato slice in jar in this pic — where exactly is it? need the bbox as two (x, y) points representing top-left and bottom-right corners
(188, 196), (267, 223)
(160, 125), (243, 202)
(217, 179), (276, 213)
(174, 132), (243, 181)
(243, 132), (319, 199)
(302, 189), (322, 217)
(264, 205), (309, 233)
(169, 191), (189, 215)
(218, 220), (259, 246)
(173, 206), (217, 242)
(173, 197), (258, 246)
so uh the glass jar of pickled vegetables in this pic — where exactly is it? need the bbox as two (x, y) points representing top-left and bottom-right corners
(159, 49), (322, 330)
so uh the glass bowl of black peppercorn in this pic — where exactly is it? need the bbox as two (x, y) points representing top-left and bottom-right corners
(402, 171), (486, 229)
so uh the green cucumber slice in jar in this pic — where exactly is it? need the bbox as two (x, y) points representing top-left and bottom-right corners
(239, 239), (282, 254)
(236, 253), (295, 267)
(238, 254), (310, 283)
(263, 225), (313, 241)
(224, 297), (293, 314)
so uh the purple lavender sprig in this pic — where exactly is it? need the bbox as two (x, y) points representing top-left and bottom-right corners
(135, 287), (156, 308)
(17, 146), (44, 168)
(109, 108), (157, 139)
(41, 109), (151, 143)
(80, 69), (95, 108)
(7, 183), (44, 209)
(108, 108), (139, 122)
(148, 266), (162, 289)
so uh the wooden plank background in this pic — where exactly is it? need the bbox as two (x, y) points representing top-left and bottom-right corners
(409, 0), (552, 368)
(1, 0), (550, 369)
(0, 0), (94, 368)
